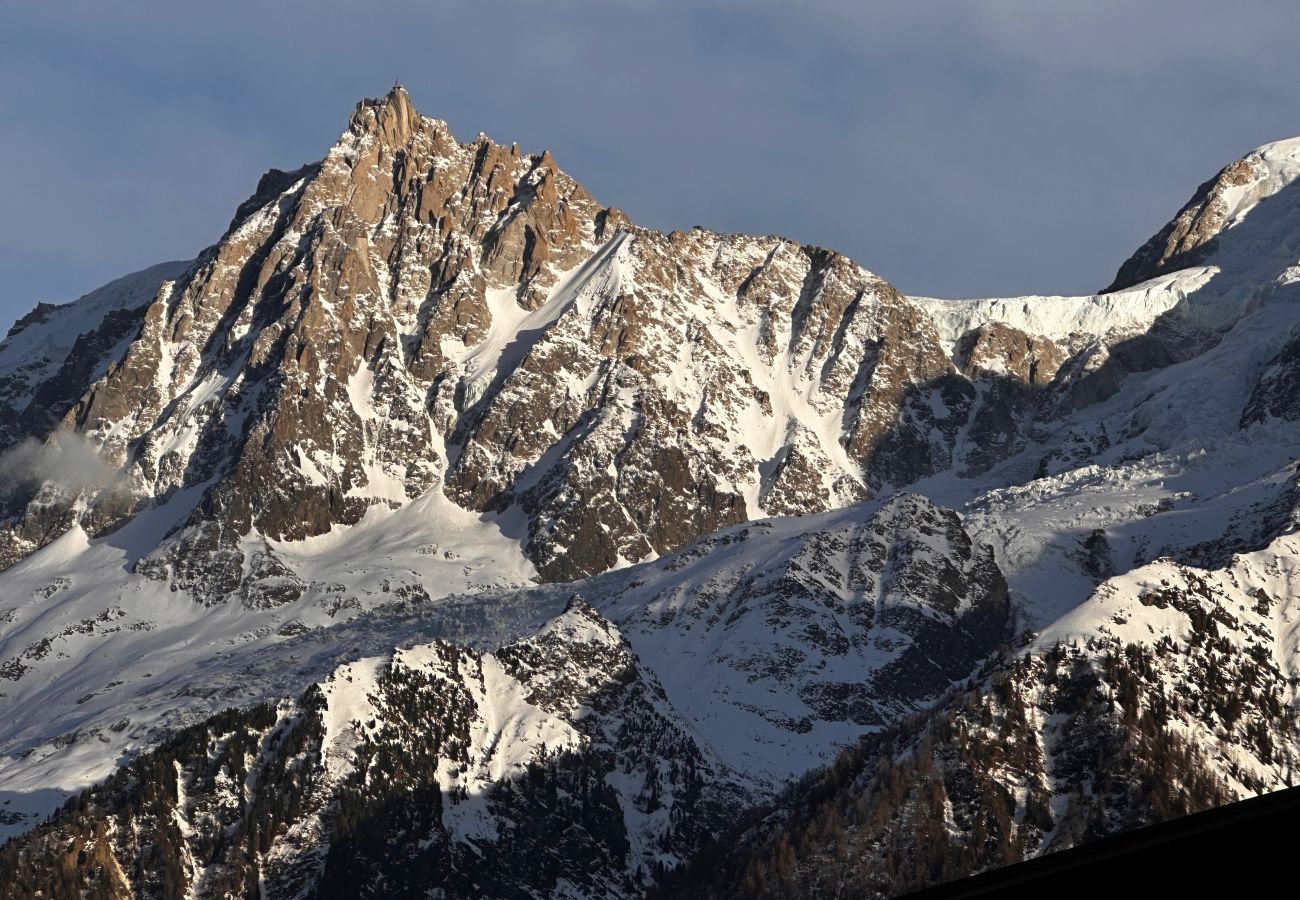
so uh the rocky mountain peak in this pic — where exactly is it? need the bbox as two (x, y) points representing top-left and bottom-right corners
(350, 82), (420, 146)
(4, 90), (1299, 603)
(1105, 136), (1300, 292)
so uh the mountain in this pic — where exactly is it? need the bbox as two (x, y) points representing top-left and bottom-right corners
(2, 598), (748, 899)
(0, 495), (1011, 899)
(659, 531), (1300, 898)
(4, 86), (1264, 586)
(2, 88), (1300, 897)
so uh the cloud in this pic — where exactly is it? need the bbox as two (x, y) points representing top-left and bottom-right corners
(0, 431), (122, 494)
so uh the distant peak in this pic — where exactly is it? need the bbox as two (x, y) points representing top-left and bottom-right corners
(1104, 135), (1300, 293)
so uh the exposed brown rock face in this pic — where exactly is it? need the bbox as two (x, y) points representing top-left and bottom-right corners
(953, 323), (1070, 474)
(956, 322), (1067, 388)
(0, 87), (1195, 595)
(0, 88), (616, 587)
(1105, 156), (1263, 292)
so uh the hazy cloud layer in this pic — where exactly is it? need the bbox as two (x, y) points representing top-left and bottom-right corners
(3, 1), (1299, 331)
(0, 431), (120, 493)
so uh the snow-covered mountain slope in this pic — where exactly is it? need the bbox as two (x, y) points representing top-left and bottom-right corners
(4, 89), (1300, 897)
(0, 492), (1008, 845)
(0, 599), (750, 899)
(0, 260), (190, 452)
(0, 487), (538, 841)
(9, 509), (1299, 899)
(0, 494), (1017, 898)
(1106, 136), (1300, 292)
(587, 493), (1009, 786)
(664, 530), (1300, 899)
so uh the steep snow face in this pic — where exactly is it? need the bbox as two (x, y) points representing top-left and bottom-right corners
(1208, 137), (1300, 236)
(1105, 135), (1300, 294)
(586, 493), (1010, 785)
(1224, 137), (1300, 206)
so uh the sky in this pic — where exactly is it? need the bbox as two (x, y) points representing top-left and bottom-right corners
(3, 0), (1300, 335)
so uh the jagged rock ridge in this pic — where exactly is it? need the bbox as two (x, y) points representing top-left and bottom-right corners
(2, 87), (1250, 589)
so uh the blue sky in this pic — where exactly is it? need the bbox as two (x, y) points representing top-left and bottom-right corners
(4, 1), (1300, 334)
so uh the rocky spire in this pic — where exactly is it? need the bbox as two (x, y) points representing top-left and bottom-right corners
(349, 82), (419, 145)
